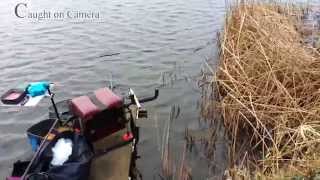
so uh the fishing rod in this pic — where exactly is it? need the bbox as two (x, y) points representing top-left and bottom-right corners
(21, 87), (61, 179)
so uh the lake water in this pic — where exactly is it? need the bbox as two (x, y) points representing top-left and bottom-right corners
(0, 0), (226, 178)
(1, 0), (318, 179)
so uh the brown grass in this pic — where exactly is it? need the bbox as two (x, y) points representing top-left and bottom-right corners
(210, 1), (320, 178)
(160, 105), (192, 180)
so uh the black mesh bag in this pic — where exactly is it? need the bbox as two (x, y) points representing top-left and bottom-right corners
(26, 131), (94, 180)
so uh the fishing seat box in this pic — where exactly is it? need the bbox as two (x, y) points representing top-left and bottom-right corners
(70, 88), (125, 141)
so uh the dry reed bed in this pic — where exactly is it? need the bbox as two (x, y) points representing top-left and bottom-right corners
(214, 2), (320, 177)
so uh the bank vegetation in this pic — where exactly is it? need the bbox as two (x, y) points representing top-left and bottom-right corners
(203, 1), (320, 179)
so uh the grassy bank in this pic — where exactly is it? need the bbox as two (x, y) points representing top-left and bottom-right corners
(206, 1), (320, 179)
